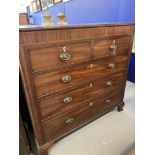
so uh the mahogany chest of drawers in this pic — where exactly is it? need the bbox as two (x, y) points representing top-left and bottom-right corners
(19, 23), (134, 155)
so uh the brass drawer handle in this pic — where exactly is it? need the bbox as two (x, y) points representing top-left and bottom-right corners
(105, 99), (111, 104)
(110, 44), (117, 51)
(59, 47), (71, 61)
(65, 117), (74, 124)
(109, 40), (117, 56)
(106, 81), (113, 87)
(64, 97), (72, 104)
(108, 63), (116, 69)
(61, 75), (72, 83)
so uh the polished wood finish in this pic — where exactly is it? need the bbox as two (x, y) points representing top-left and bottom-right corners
(43, 89), (123, 142)
(39, 71), (125, 119)
(29, 42), (91, 72)
(19, 24), (134, 45)
(94, 37), (130, 59)
(19, 23), (134, 155)
(34, 55), (128, 97)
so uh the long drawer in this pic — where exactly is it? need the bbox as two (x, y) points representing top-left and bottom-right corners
(39, 71), (126, 119)
(29, 42), (91, 72)
(42, 89), (123, 142)
(34, 55), (128, 97)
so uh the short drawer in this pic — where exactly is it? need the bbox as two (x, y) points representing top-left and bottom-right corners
(34, 55), (128, 97)
(29, 42), (91, 72)
(42, 89), (123, 142)
(94, 37), (130, 59)
(39, 71), (126, 118)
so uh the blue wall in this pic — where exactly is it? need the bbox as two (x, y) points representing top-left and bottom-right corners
(29, 0), (135, 25)
(128, 53), (135, 83)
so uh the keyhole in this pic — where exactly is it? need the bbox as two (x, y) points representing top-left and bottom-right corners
(90, 83), (93, 87)
(89, 102), (93, 106)
(90, 64), (93, 68)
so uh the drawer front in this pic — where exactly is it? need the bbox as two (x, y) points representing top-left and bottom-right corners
(34, 55), (128, 97)
(94, 37), (130, 59)
(39, 71), (126, 118)
(29, 42), (91, 72)
(42, 89), (123, 142)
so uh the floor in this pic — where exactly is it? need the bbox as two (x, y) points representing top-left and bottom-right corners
(48, 81), (135, 155)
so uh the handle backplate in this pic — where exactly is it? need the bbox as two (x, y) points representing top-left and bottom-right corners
(109, 40), (117, 56)
(108, 63), (116, 69)
(59, 47), (71, 61)
(105, 99), (112, 104)
(106, 81), (113, 87)
(65, 117), (74, 124)
(61, 75), (72, 83)
(64, 97), (72, 104)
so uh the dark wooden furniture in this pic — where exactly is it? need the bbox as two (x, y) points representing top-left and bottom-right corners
(19, 23), (134, 155)
(20, 77), (33, 155)
(19, 114), (32, 155)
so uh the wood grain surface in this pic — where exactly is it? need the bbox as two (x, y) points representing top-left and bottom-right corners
(19, 23), (134, 155)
